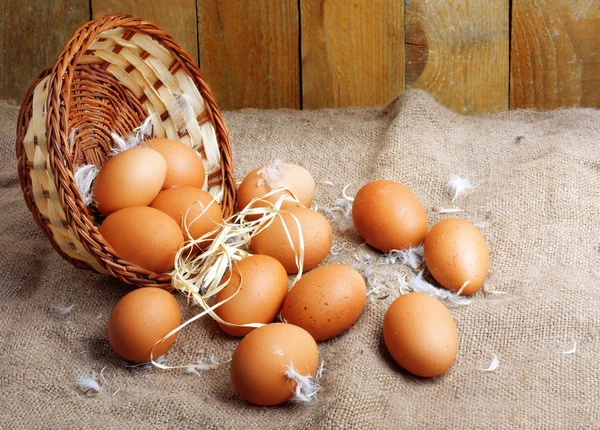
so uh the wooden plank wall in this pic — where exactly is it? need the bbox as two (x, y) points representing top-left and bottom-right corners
(1, 0), (598, 112)
(511, 0), (600, 109)
(405, 0), (510, 114)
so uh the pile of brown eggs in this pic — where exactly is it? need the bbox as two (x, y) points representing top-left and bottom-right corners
(98, 150), (489, 406)
(95, 138), (222, 273)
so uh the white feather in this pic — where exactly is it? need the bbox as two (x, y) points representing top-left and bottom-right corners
(383, 245), (424, 270)
(483, 284), (508, 296)
(321, 197), (354, 233)
(341, 183), (355, 202)
(480, 355), (500, 372)
(56, 304), (74, 315)
(110, 115), (154, 156)
(284, 361), (323, 403)
(407, 271), (471, 306)
(76, 374), (102, 394)
(447, 175), (476, 202)
(257, 160), (289, 189)
(110, 132), (130, 155)
(185, 351), (224, 375)
(173, 92), (198, 135)
(433, 207), (463, 214)
(74, 164), (99, 207)
(561, 340), (577, 355)
(352, 253), (391, 300)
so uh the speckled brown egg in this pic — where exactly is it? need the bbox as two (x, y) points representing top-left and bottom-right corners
(150, 186), (223, 247)
(250, 205), (332, 274)
(214, 255), (289, 337)
(423, 218), (489, 295)
(145, 138), (206, 190)
(352, 180), (428, 252)
(108, 287), (181, 363)
(99, 206), (183, 273)
(383, 292), (459, 377)
(93, 147), (167, 215)
(230, 323), (319, 406)
(237, 162), (315, 213)
(281, 264), (366, 341)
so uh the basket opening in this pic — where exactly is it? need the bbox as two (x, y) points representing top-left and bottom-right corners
(69, 64), (147, 169)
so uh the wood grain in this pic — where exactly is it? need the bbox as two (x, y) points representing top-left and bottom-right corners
(511, 0), (600, 109)
(197, 0), (300, 110)
(405, 0), (510, 114)
(300, 0), (404, 109)
(0, 1), (89, 103)
(92, 0), (198, 64)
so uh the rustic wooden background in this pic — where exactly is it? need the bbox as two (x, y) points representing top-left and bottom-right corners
(1, 0), (598, 113)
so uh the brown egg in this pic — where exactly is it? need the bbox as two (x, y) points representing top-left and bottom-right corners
(150, 186), (223, 247)
(250, 205), (332, 274)
(383, 292), (458, 377)
(230, 323), (319, 406)
(145, 138), (205, 190)
(94, 147), (167, 215)
(281, 264), (366, 341)
(352, 180), (428, 252)
(237, 162), (315, 213)
(108, 287), (181, 363)
(214, 255), (289, 337)
(423, 218), (490, 295)
(99, 206), (183, 273)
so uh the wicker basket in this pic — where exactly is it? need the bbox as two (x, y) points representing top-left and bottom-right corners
(15, 14), (236, 288)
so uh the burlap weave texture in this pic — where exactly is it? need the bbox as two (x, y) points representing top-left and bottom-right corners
(0, 90), (599, 428)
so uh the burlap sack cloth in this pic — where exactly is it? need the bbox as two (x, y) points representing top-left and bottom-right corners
(1, 90), (599, 428)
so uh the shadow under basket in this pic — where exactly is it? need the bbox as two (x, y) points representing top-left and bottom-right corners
(15, 14), (236, 288)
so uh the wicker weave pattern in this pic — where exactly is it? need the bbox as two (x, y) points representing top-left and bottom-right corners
(16, 14), (235, 287)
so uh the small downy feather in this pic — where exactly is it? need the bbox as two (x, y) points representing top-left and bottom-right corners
(321, 197), (354, 233)
(382, 245), (424, 270)
(447, 175), (476, 202)
(329, 240), (356, 256)
(76, 373), (102, 395)
(320, 184), (356, 232)
(173, 92), (198, 135)
(257, 160), (289, 189)
(406, 271), (471, 306)
(432, 207), (463, 214)
(185, 351), (222, 376)
(480, 354), (500, 372)
(284, 361), (324, 403)
(561, 340), (577, 355)
(483, 284), (507, 296)
(110, 115), (154, 155)
(351, 252), (391, 300)
(56, 304), (74, 315)
(74, 165), (100, 207)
